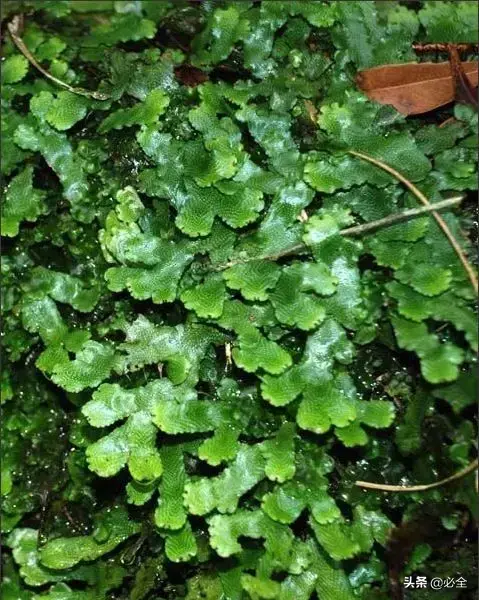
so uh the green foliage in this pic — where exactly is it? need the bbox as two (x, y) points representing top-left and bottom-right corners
(31, 91), (89, 131)
(1, 1), (477, 599)
(418, 1), (478, 43)
(2, 166), (47, 236)
(1, 54), (29, 84)
(98, 90), (169, 132)
(39, 507), (139, 570)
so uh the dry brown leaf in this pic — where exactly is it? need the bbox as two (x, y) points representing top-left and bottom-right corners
(174, 64), (209, 87)
(357, 61), (478, 115)
(447, 46), (478, 107)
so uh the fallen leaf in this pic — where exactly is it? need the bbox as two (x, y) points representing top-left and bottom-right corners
(174, 64), (208, 87)
(357, 61), (478, 115)
(447, 46), (478, 108)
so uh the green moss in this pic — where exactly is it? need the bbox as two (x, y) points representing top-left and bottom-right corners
(1, 1), (477, 599)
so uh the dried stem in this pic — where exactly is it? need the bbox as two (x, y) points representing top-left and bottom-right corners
(341, 196), (463, 236)
(215, 196), (464, 271)
(439, 116), (457, 128)
(413, 42), (479, 54)
(349, 151), (477, 494)
(215, 244), (305, 271)
(355, 459), (478, 492)
(349, 150), (478, 294)
(7, 15), (109, 101)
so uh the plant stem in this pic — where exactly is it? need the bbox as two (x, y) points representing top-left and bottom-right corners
(7, 15), (110, 101)
(412, 42), (479, 54)
(355, 459), (478, 493)
(349, 150), (478, 294)
(341, 195), (463, 236)
(215, 244), (306, 271)
(215, 195), (464, 270)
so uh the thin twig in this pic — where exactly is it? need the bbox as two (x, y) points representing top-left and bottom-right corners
(439, 116), (457, 128)
(349, 151), (477, 494)
(7, 15), (109, 101)
(341, 196), (463, 236)
(214, 244), (305, 271)
(413, 42), (479, 54)
(356, 459), (478, 492)
(214, 196), (464, 271)
(349, 150), (478, 294)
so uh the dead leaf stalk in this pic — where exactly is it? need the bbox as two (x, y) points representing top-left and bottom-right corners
(7, 15), (109, 101)
(215, 195), (464, 271)
(348, 150), (478, 294)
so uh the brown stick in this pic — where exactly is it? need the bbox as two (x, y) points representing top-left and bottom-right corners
(215, 196), (464, 271)
(7, 15), (109, 101)
(348, 150), (478, 294)
(413, 43), (479, 54)
(215, 244), (305, 271)
(356, 459), (478, 492)
(438, 116), (457, 128)
(341, 196), (463, 236)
